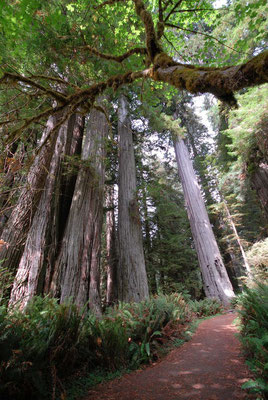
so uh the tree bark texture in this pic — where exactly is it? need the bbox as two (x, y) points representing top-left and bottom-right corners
(51, 107), (108, 314)
(8, 115), (84, 309)
(43, 114), (85, 293)
(0, 115), (61, 275)
(105, 185), (118, 306)
(174, 138), (235, 305)
(117, 95), (149, 302)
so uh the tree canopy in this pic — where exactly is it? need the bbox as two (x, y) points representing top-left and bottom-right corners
(0, 0), (267, 143)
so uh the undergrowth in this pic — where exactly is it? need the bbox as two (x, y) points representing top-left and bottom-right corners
(237, 282), (268, 399)
(0, 294), (223, 400)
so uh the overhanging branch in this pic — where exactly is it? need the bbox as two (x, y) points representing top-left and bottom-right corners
(150, 50), (268, 105)
(0, 73), (68, 104)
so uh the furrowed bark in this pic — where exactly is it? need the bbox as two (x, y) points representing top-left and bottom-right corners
(105, 185), (118, 306)
(174, 138), (235, 305)
(44, 114), (84, 293)
(0, 115), (61, 275)
(8, 115), (84, 309)
(117, 94), (149, 302)
(51, 106), (108, 314)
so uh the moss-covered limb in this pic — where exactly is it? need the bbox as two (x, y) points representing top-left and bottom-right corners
(133, 0), (163, 62)
(78, 45), (147, 63)
(151, 50), (268, 106)
(157, 0), (165, 40)
(0, 73), (68, 104)
(2, 70), (148, 143)
(65, 69), (147, 104)
(6, 103), (67, 145)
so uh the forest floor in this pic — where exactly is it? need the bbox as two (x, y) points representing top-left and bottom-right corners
(83, 313), (256, 400)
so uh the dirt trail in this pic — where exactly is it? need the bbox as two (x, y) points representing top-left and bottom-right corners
(84, 313), (255, 400)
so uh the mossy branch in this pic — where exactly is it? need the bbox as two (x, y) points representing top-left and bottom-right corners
(150, 50), (268, 106)
(0, 73), (68, 104)
(133, 0), (163, 62)
(2, 70), (149, 142)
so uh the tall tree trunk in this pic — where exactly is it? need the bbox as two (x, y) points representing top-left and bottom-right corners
(117, 94), (149, 302)
(0, 114), (62, 275)
(8, 115), (84, 309)
(43, 114), (84, 293)
(173, 138), (235, 305)
(105, 185), (118, 305)
(51, 106), (108, 314)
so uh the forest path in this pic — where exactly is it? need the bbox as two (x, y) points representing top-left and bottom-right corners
(83, 313), (255, 400)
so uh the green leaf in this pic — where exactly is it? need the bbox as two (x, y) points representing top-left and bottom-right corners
(145, 342), (150, 357)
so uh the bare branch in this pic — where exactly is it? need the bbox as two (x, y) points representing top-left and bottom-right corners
(159, 0), (163, 21)
(165, 23), (251, 56)
(163, 34), (188, 62)
(162, 0), (173, 13)
(172, 8), (220, 13)
(164, 0), (184, 22)
(77, 45), (147, 63)
(27, 74), (79, 89)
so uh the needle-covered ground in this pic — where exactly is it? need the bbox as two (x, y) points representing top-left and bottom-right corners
(83, 313), (256, 400)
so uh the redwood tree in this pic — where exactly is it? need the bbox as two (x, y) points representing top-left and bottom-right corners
(117, 94), (149, 302)
(173, 138), (235, 305)
(0, 113), (65, 276)
(8, 114), (84, 308)
(51, 105), (109, 314)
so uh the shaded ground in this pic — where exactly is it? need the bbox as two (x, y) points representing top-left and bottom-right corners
(83, 313), (255, 400)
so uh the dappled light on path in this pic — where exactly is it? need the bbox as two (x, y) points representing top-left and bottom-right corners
(84, 314), (256, 400)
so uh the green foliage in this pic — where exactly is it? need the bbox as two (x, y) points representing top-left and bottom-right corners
(237, 283), (268, 398)
(0, 297), (95, 399)
(224, 85), (268, 172)
(104, 294), (191, 366)
(0, 262), (14, 305)
(189, 298), (223, 317)
(246, 238), (268, 282)
(139, 154), (201, 297)
(0, 293), (221, 399)
(213, 86), (268, 257)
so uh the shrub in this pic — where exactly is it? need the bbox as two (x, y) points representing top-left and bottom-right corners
(0, 297), (95, 399)
(237, 283), (268, 399)
(189, 298), (223, 317)
(0, 293), (222, 399)
(0, 263), (14, 306)
(245, 238), (268, 282)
